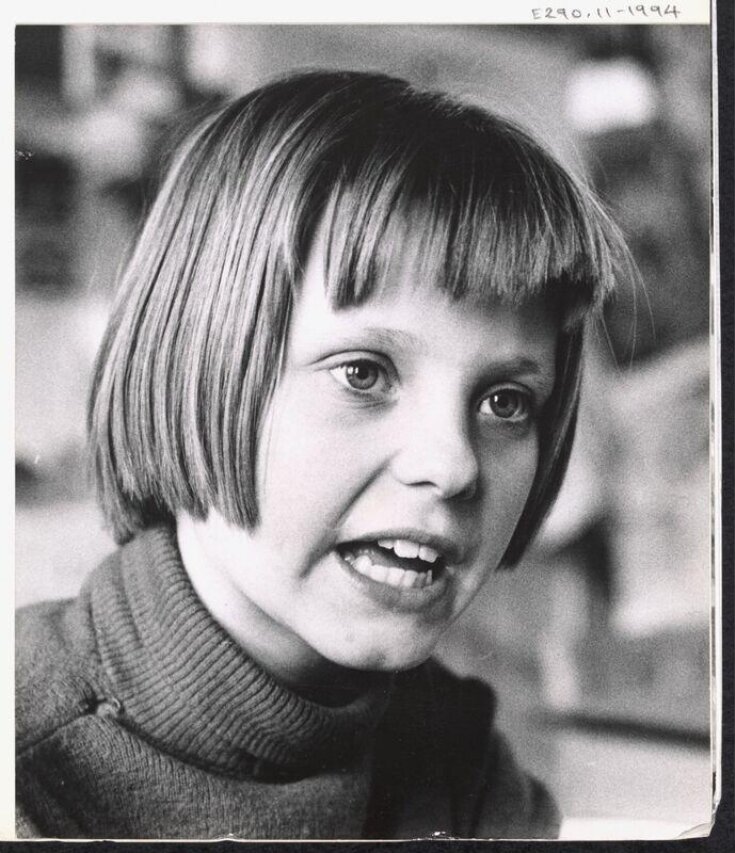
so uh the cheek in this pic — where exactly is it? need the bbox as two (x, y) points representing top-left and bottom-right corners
(255, 386), (380, 533)
(483, 436), (540, 533)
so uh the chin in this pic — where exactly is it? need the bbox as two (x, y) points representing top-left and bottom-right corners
(318, 634), (439, 674)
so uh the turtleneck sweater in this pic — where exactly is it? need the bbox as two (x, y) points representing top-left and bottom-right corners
(16, 526), (560, 840)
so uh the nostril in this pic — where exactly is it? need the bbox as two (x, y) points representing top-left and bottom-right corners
(453, 474), (480, 502)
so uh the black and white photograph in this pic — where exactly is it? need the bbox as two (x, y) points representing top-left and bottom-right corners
(13, 17), (717, 841)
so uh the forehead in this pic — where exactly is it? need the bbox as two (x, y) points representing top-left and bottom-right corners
(291, 235), (557, 379)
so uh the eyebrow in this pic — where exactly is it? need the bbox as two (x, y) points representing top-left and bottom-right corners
(480, 355), (556, 400)
(359, 326), (424, 354)
(317, 326), (554, 387)
(305, 326), (425, 357)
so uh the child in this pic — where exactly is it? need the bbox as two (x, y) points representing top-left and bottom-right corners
(16, 70), (625, 840)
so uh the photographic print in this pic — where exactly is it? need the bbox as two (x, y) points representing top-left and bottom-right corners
(13, 12), (718, 841)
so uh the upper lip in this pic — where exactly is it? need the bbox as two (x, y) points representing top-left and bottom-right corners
(338, 528), (468, 565)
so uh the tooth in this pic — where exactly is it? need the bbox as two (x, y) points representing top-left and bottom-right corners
(426, 569), (433, 585)
(401, 569), (419, 588)
(368, 564), (388, 583)
(418, 545), (439, 564)
(394, 539), (419, 559)
(386, 567), (405, 587)
(377, 538), (395, 550)
(353, 554), (373, 576)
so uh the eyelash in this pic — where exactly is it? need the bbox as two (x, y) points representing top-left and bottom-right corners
(478, 387), (534, 424)
(329, 357), (535, 424)
(329, 358), (394, 397)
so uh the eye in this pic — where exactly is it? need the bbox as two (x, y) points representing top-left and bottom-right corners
(479, 387), (532, 422)
(329, 359), (391, 394)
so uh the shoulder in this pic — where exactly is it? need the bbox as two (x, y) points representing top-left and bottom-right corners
(370, 658), (560, 839)
(423, 659), (561, 838)
(15, 565), (115, 753)
(478, 727), (561, 839)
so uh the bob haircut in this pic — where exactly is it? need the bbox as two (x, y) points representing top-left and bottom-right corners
(89, 69), (628, 567)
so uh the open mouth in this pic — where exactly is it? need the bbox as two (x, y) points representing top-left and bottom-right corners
(337, 538), (447, 590)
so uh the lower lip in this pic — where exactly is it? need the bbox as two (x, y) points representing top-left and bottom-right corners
(335, 550), (452, 613)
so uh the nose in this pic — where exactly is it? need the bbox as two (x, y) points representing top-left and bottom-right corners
(389, 403), (480, 501)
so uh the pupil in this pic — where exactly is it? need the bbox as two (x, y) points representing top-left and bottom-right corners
(346, 362), (376, 389)
(492, 391), (518, 418)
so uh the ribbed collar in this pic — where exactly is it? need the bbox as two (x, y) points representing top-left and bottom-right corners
(88, 526), (393, 777)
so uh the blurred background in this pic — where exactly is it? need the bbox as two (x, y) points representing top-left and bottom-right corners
(15, 24), (712, 840)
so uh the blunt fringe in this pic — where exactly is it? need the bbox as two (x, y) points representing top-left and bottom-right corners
(88, 69), (630, 566)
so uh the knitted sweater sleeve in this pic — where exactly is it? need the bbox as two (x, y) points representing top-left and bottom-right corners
(15, 803), (42, 839)
(15, 590), (113, 838)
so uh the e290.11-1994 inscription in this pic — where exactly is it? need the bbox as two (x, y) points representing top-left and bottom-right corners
(531, 4), (681, 19)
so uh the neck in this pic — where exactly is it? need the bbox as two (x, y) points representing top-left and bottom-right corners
(176, 513), (380, 706)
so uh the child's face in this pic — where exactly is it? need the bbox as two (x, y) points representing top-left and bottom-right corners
(183, 237), (557, 684)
